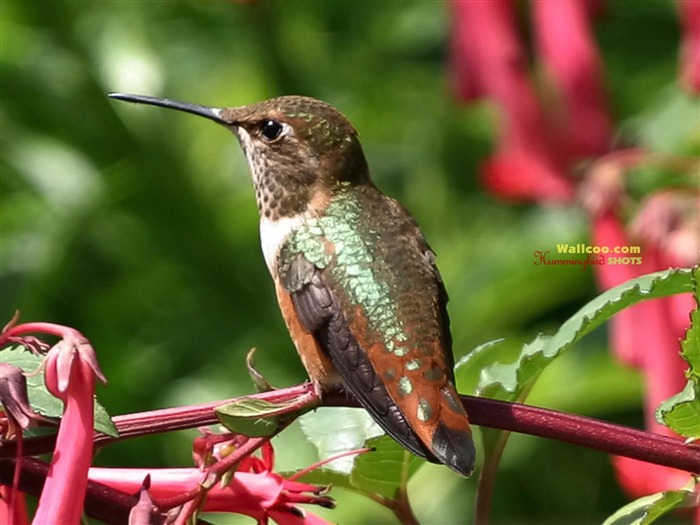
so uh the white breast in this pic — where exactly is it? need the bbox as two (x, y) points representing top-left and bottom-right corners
(259, 215), (307, 275)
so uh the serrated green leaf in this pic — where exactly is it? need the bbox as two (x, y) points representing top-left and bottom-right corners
(215, 397), (302, 437)
(299, 407), (384, 474)
(478, 267), (693, 402)
(656, 382), (700, 439)
(656, 265), (700, 438)
(680, 266), (700, 375)
(350, 435), (422, 501)
(478, 335), (549, 401)
(455, 338), (506, 371)
(1, 346), (118, 437)
(602, 479), (698, 525)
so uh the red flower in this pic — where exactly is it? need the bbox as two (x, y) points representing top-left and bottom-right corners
(0, 322), (106, 525)
(532, 0), (612, 159)
(678, 0), (700, 93)
(450, 0), (575, 203)
(89, 446), (335, 524)
(33, 334), (105, 525)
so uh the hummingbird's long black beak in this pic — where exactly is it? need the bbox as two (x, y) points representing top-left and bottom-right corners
(108, 93), (230, 125)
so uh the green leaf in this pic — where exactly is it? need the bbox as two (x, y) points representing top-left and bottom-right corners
(475, 268), (695, 522)
(455, 338), (506, 371)
(656, 265), (700, 438)
(2, 346), (118, 437)
(602, 479), (698, 525)
(293, 432), (424, 511)
(478, 335), (548, 401)
(215, 397), (304, 437)
(94, 400), (119, 437)
(291, 436), (424, 506)
(478, 267), (694, 402)
(680, 266), (700, 376)
(656, 382), (700, 439)
(350, 435), (422, 501)
(245, 347), (276, 393)
(299, 407), (384, 474)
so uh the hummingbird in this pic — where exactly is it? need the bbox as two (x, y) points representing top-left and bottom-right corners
(109, 92), (476, 476)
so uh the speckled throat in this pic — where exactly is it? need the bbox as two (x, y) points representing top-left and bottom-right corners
(232, 127), (315, 221)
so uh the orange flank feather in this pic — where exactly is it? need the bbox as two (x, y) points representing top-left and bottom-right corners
(274, 280), (340, 391)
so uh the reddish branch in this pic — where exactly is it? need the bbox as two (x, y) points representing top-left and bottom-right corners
(460, 396), (700, 472)
(2, 385), (698, 472)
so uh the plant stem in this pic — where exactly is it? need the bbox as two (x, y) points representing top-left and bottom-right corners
(3, 388), (699, 473)
(473, 429), (510, 525)
(459, 395), (700, 473)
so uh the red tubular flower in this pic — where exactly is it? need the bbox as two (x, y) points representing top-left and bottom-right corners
(532, 0), (612, 159)
(481, 151), (575, 204)
(90, 439), (334, 524)
(593, 200), (694, 498)
(0, 322), (106, 525)
(678, 0), (700, 93)
(450, 0), (575, 203)
(88, 466), (334, 524)
(32, 335), (105, 525)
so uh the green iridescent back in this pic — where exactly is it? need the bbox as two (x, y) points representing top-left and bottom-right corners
(278, 184), (451, 370)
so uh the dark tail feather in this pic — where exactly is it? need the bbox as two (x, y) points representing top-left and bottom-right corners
(431, 423), (476, 476)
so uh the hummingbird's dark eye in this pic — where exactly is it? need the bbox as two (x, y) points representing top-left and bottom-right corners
(260, 119), (283, 141)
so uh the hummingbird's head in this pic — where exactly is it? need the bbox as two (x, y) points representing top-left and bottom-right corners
(109, 93), (370, 220)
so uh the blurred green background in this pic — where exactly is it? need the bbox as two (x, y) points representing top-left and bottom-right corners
(0, 1), (693, 523)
